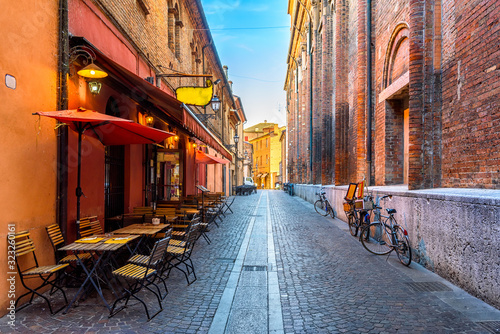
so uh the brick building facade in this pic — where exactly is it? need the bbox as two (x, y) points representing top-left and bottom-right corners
(285, 0), (500, 308)
(285, 0), (500, 190)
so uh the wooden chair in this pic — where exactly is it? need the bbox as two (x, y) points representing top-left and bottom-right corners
(78, 216), (103, 238)
(110, 236), (171, 320)
(171, 216), (200, 241)
(14, 230), (69, 314)
(46, 224), (93, 265)
(163, 221), (201, 285)
(133, 206), (154, 215)
(127, 228), (172, 299)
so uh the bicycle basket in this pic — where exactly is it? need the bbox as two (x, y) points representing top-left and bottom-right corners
(363, 198), (374, 210)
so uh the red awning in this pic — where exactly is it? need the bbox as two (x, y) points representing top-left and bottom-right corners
(195, 150), (229, 164)
(182, 105), (232, 161)
(74, 38), (231, 159)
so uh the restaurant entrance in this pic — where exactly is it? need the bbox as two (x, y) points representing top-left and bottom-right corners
(146, 146), (183, 205)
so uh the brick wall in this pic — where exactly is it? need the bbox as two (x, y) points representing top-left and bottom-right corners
(286, 0), (499, 189)
(441, 0), (500, 188)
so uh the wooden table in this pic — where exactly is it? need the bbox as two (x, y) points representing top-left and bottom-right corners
(112, 223), (170, 236)
(60, 234), (140, 313)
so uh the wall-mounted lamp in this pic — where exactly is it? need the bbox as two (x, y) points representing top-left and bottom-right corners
(145, 114), (154, 126)
(192, 143), (197, 148)
(71, 47), (108, 95)
(211, 95), (221, 113)
(77, 63), (108, 79)
(88, 81), (102, 94)
(174, 135), (179, 141)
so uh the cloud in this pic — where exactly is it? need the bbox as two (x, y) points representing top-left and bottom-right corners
(203, 0), (241, 15)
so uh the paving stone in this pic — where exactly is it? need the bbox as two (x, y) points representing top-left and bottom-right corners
(1, 191), (499, 333)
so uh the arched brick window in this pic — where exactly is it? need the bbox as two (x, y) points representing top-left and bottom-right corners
(379, 23), (411, 185)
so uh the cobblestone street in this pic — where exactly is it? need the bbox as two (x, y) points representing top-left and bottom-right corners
(2, 190), (500, 333)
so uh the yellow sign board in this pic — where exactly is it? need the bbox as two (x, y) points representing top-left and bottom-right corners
(176, 79), (213, 106)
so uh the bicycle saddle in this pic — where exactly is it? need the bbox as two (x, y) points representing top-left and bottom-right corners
(386, 208), (397, 214)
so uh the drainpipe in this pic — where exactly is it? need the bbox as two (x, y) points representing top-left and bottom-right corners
(367, 0), (373, 184)
(58, 0), (69, 239)
(202, 39), (213, 116)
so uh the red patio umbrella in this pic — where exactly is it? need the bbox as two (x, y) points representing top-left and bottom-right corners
(33, 107), (174, 227)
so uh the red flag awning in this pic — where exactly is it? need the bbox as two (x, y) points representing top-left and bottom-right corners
(195, 150), (229, 164)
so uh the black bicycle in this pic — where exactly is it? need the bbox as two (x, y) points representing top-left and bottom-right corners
(359, 195), (412, 266)
(314, 188), (336, 218)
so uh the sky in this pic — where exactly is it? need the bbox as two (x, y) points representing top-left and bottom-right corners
(201, 0), (290, 128)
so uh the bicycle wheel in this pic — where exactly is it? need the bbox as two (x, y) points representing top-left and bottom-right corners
(314, 200), (329, 216)
(360, 222), (392, 255)
(348, 214), (358, 236)
(394, 225), (412, 266)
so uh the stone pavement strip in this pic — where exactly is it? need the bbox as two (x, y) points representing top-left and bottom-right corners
(2, 190), (500, 333)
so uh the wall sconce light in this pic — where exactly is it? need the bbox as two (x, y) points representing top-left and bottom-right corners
(77, 63), (108, 79)
(145, 114), (154, 126)
(88, 81), (102, 94)
(174, 135), (179, 141)
(192, 143), (197, 148)
(70, 47), (108, 94)
(211, 95), (221, 113)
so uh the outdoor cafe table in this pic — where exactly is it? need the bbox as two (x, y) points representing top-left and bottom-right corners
(112, 222), (174, 254)
(112, 223), (172, 236)
(59, 234), (140, 313)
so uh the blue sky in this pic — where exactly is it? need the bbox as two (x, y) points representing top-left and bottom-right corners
(201, 0), (290, 128)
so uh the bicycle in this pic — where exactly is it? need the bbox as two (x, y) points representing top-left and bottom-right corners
(359, 195), (412, 266)
(343, 182), (371, 237)
(314, 187), (336, 218)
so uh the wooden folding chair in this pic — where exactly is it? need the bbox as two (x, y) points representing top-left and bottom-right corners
(110, 236), (171, 320)
(127, 228), (172, 299)
(163, 221), (201, 285)
(46, 224), (92, 264)
(14, 230), (69, 314)
(78, 216), (103, 238)
(133, 206), (154, 215)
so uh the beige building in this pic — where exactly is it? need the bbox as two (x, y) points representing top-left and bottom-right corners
(244, 122), (285, 189)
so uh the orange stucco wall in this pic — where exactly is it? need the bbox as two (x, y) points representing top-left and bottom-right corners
(0, 0), (59, 316)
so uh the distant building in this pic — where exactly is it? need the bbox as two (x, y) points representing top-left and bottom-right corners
(244, 122), (286, 189)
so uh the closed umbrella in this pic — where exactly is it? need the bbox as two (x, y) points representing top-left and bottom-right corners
(33, 107), (174, 227)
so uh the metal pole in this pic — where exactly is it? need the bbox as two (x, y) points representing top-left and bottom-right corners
(76, 127), (83, 226)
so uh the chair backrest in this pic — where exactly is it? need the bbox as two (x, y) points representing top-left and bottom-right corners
(345, 183), (358, 201)
(155, 207), (177, 216)
(157, 202), (180, 209)
(46, 224), (65, 249)
(133, 206), (154, 214)
(13, 231), (40, 272)
(185, 221), (201, 249)
(148, 232), (172, 267)
(45, 224), (65, 257)
(79, 216), (103, 238)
